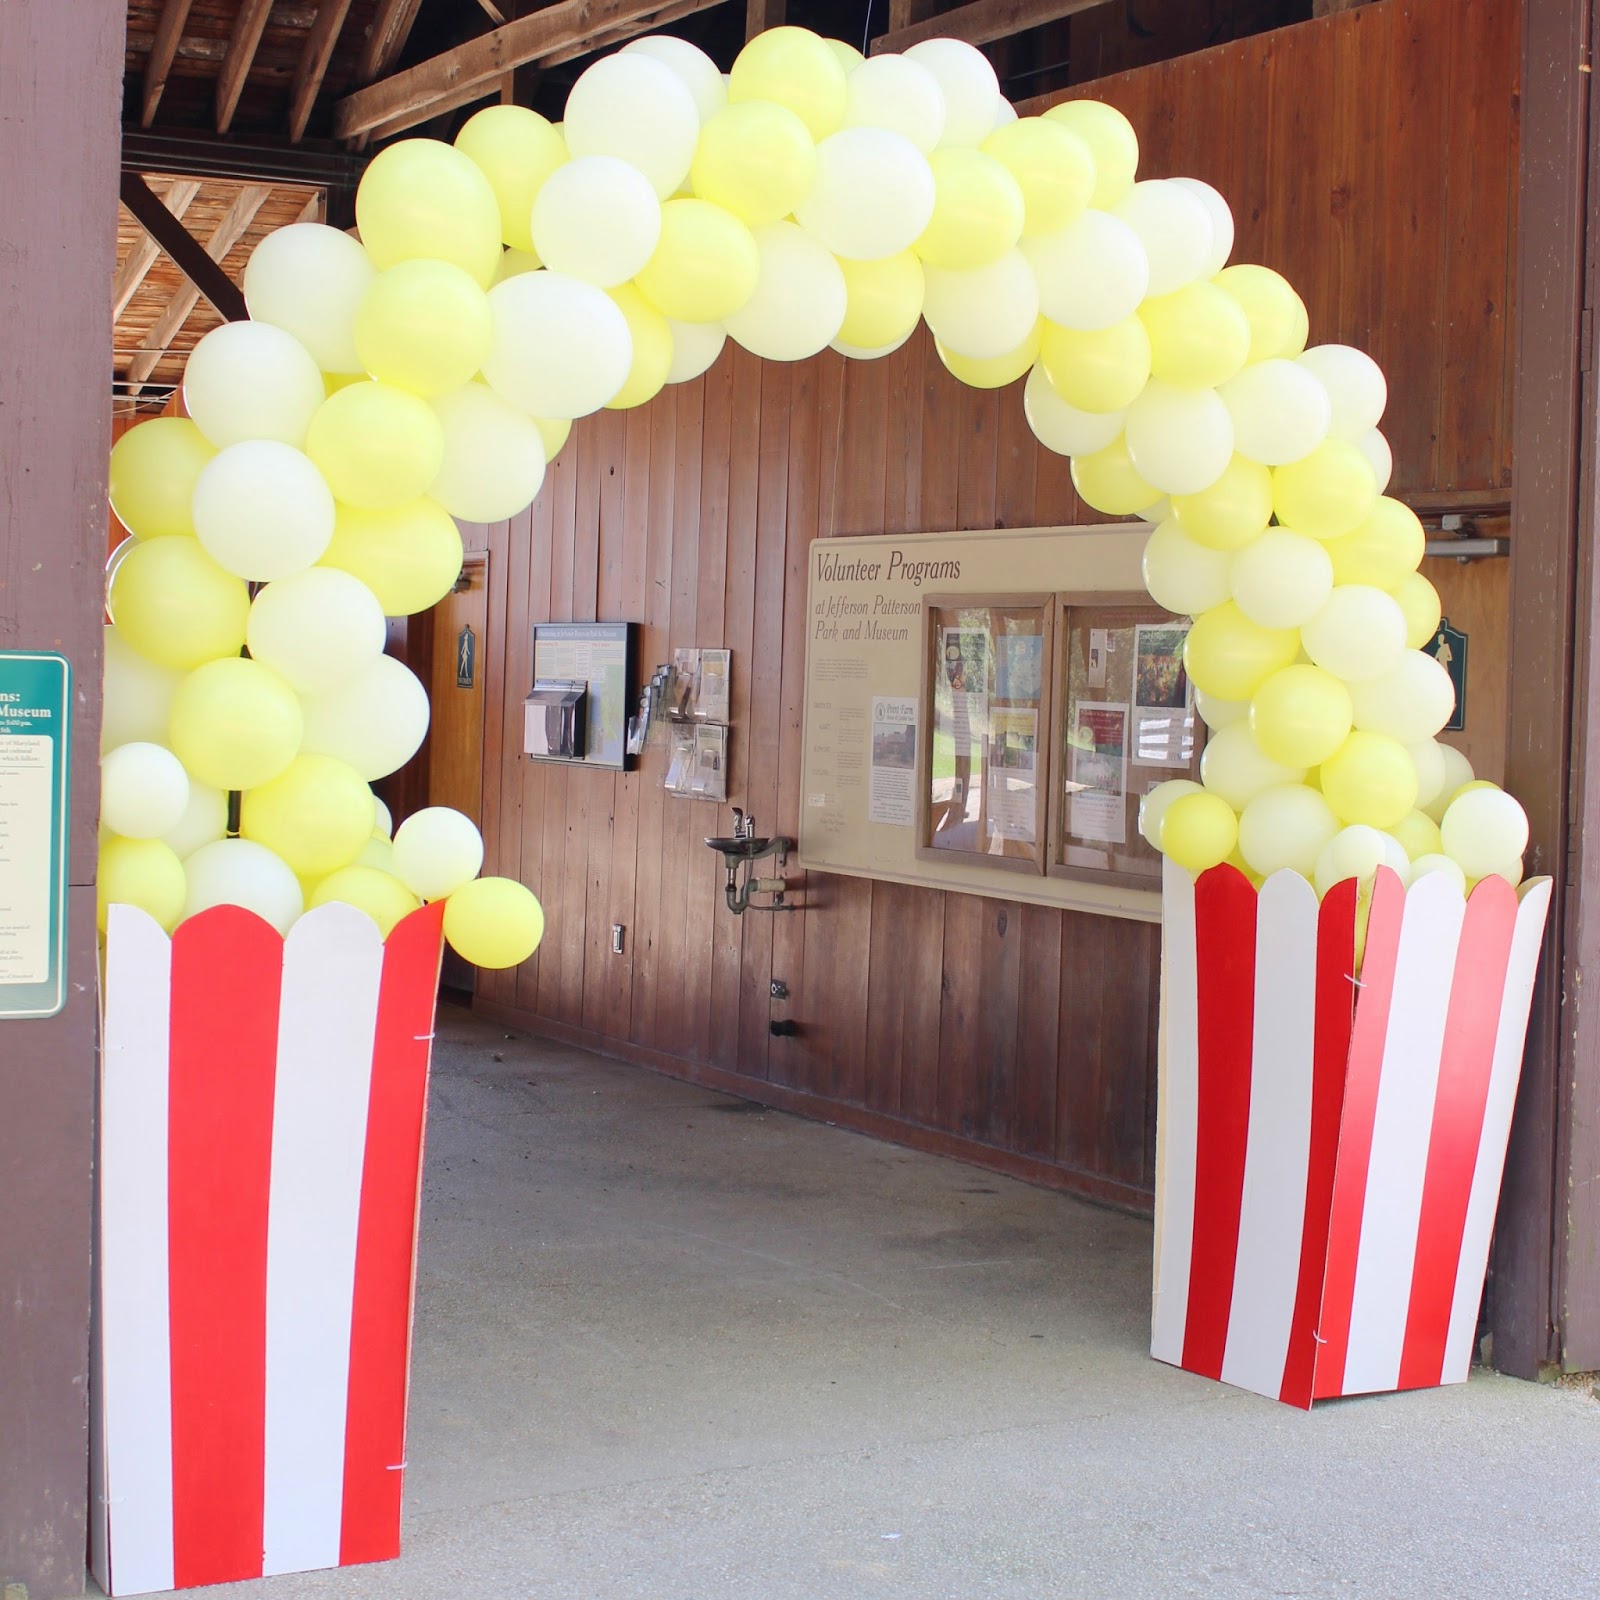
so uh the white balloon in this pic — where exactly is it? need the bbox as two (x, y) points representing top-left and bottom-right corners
(429, 382), (547, 522)
(1141, 518), (1233, 616)
(1409, 737), (1449, 810)
(1229, 528), (1334, 629)
(1238, 784), (1340, 879)
(482, 270), (633, 419)
(243, 223), (376, 374)
(1409, 853), (1468, 894)
(921, 250), (1039, 359)
(247, 567), (388, 694)
(299, 653), (430, 781)
(621, 35), (726, 124)
(1314, 823), (1406, 897)
(391, 806), (485, 900)
(1023, 364), (1124, 457)
(182, 838), (303, 934)
(1021, 210), (1149, 330)
(794, 129), (935, 260)
(357, 835), (395, 872)
(1200, 722), (1306, 810)
(1112, 180), (1214, 295)
(530, 155), (662, 287)
(102, 624), (180, 753)
(831, 330), (917, 360)
(191, 440), (336, 582)
(372, 794), (393, 839)
(102, 742), (191, 840)
(1139, 778), (1202, 849)
(1422, 743), (1477, 824)
(1169, 177), (1234, 277)
(1349, 649), (1456, 743)
(1440, 786), (1529, 879)
(990, 97), (1018, 130)
(1196, 687), (1247, 729)
(666, 319), (726, 383)
(1218, 358), (1333, 466)
(563, 52), (700, 199)
(1300, 585), (1408, 683)
(1123, 381), (1234, 496)
(182, 321), (325, 450)
(904, 38), (1000, 147)
(723, 223), (847, 362)
(161, 778), (229, 860)
(1297, 344), (1387, 438)
(1354, 427), (1394, 493)
(842, 54), (946, 152)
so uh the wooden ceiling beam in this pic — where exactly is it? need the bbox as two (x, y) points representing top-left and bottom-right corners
(142, 0), (196, 128)
(870, 0), (1115, 54)
(289, 0), (357, 142)
(746, 0), (784, 42)
(360, 0), (427, 81)
(113, 179), (202, 321)
(124, 184), (272, 395)
(334, 0), (732, 139)
(217, 0), (275, 133)
(118, 171), (249, 322)
(542, 0), (732, 65)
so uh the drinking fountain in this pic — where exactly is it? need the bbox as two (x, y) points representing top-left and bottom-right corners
(704, 809), (795, 914)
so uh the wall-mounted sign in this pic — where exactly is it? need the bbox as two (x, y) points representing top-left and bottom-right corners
(455, 624), (476, 689)
(1431, 617), (1468, 732)
(0, 651), (71, 1018)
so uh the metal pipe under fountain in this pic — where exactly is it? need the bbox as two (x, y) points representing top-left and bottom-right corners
(704, 809), (795, 914)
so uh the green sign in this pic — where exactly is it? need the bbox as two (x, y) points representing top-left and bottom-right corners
(1430, 617), (1468, 733)
(0, 653), (71, 1019)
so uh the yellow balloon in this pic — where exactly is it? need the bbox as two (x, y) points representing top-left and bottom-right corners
(240, 753), (377, 878)
(454, 104), (567, 254)
(1139, 280), (1251, 388)
(1248, 664), (1354, 768)
(1070, 436), (1159, 517)
(826, 37), (864, 72)
(980, 118), (1095, 237)
(1214, 264), (1309, 363)
(635, 199), (760, 323)
(1159, 791), (1239, 874)
(1182, 600), (1300, 702)
(305, 381), (445, 510)
(1325, 496), (1425, 588)
(320, 498), (464, 616)
(1391, 571), (1443, 650)
(837, 252), (924, 351)
(728, 25), (848, 139)
(310, 866), (421, 937)
(109, 418), (215, 539)
(98, 835), (186, 933)
(443, 875), (546, 968)
(354, 259), (493, 398)
(1040, 100), (1139, 208)
(937, 323), (1040, 389)
(1039, 316), (1151, 413)
(1319, 730), (1419, 828)
(1272, 439), (1379, 539)
(690, 102), (817, 228)
(109, 536), (250, 672)
(533, 415), (572, 462)
(1391, 808), (1444, 860)
(605, 285), (674, 411)
(355, 138), (503, 288)
(1169, 455), (1274, 550)
(168, 657), (303, 792)
(322, 370), (368, 396)
(915, 148), (1025, 270)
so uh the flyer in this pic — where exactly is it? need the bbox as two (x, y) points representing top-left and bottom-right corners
(1131, 622), (1194, 769)
(1066, 701), (1129, 845)
(697, 648), (731, 721)
(868, 696), (917, 827)
(986, 706), (1038, 842)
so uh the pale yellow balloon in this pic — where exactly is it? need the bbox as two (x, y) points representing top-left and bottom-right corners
(354, 259), (493, 398)
(240, 752), (377, 878)
(1319, 731), (1419, 829)
(1325, 497), (1426, 588)
(453, 104), (567, 254)
(533, 415), (572, 462)
(914, 148), (1025, 270)
(1248, 664), (1353, 768)
(690, 102), (817, 228)
(1272, 439), (1379, 540)
(1040, 100), (1139, 208)
(168, 657), (304, 793)
(309, 866), (422, 938)
(1038, 316), (1151, 413)
(1391, 571), (1443, 650)
(836, 252), (925, 352)
(108, 536), (250, 672)
(1214, 264), (1309, 363)
(319, 498), (465, 617)
(728, 25), (848, 139)
(635, 199), (760, 323)
(1182, 600), (1300, 702)
(355, 138), (502, 287)
(1169, 454), (1274, 551)
(1069, 435), (1159, 517)
(1390, 809), (1444, 861)
(305, 381), (446, 510)
(1139, 280), (1251, 389)
(937, 324), (1040, 389)
(98, 836), (186, 933)
(980, 117), (1094, 237)
(605, 285), (674, 411)
(108, 418), (215, 539)
(443, 876), (546, 968)
(1158, 791), (1238, 874)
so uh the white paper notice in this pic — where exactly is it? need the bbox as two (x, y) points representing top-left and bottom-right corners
(869, 696), (917, 826)
(0, 736), (53, 984)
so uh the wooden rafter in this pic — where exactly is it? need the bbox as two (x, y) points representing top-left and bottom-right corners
(334, 0), (732, 139)
(124, 184), (272, 394)
(142, 0), (196, 128)
(119, 172), (249, 322)
(217, 0), (275, 133)
(359, 0), (427, 81)
(113, 179), (202, 320)
(289, 0), (357, 142)
(746, 0), (783, 41)
(871, 0), (1116, 54)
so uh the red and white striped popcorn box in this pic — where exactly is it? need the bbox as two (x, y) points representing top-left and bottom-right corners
(1152, 861), (1551, 1408)
(91, 898), (446, 1596)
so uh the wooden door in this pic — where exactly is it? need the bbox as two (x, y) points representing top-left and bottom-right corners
(428, 552), (488, 820)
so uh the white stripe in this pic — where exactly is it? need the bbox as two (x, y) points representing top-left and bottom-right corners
(263, 904), (386, 1576)
(97, 905), (176, 1596)
(1343, 872), (1466, 1395)
(1221, 871), (1318, 1400)
(1151, 860), (1200, 1366)
(1442, 879), (1554, 1382)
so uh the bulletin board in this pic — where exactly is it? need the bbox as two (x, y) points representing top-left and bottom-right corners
(799, 525), (1170, 922)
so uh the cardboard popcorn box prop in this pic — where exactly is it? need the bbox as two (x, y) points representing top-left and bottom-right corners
(91, 899), (446, 1596)
(1152, 862), (1551, 1408)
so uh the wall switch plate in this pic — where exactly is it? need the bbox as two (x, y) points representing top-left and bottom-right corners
(770, 979), (789, 1000)
(611, 924), (625, 954)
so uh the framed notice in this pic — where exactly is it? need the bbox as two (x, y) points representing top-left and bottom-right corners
(530, 622), (635, 770)
(1050, 597), (1201, 889)
(918, 596), (1055, 874)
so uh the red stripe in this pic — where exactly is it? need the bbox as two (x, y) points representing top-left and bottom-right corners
(167, 907), (282, 1587)
(1181, 864), (1258, 1380)
(1278, 879), (1360, 1408)
(1313, 867), (1407, 1399)
(340, 902), (445, 1566)
(1396, 876), (1518, 1389)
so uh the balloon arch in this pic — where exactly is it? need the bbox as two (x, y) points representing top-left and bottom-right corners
(100, 26), (1529, 961)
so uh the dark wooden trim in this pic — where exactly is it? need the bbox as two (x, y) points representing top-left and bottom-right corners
(117, 171), (248, 323)
(122, 128), (360, 189)
(473, 998), (1157, 1216)
(870, 0), (1114, 55)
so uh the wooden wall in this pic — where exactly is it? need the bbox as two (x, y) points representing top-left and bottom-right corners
(468, 0), (1519, 1208)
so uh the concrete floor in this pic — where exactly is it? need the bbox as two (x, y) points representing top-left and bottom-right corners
(128, 1006), (1600, 1600)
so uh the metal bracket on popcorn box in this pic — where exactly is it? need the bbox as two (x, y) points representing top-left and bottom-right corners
(1151, 860), (1551, 1408)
